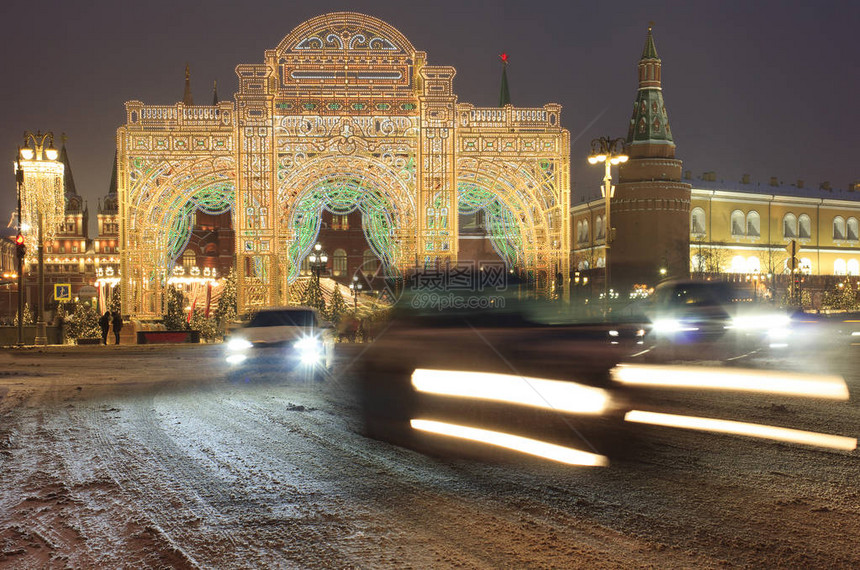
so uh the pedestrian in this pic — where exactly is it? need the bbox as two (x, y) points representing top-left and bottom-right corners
(111, 311), (123, 345)
(99, 311), (111, 345)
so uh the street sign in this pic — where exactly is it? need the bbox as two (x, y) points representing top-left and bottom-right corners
(54, 283), (71, 301)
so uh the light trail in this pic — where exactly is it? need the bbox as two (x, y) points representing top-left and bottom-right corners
(611, 364), (849, 400)
(624, 410), (857, 451)
(411, 369), (610, 414)
(410, 419), (609, 466)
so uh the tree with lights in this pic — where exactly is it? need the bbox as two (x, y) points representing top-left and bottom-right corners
(300, 276), (326, 314)
(215, 269), (237, 332)
(326, 285), (348, 324)
(164, 287), (187, 331)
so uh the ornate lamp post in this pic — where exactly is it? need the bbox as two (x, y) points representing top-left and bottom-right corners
(349, 275), (362, 310)
(17, 132), (63, 345)
(587, 137), (628, 308)
(307, 243), (328, 281)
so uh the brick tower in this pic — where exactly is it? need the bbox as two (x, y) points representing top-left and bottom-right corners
(613, 26), (691, 288)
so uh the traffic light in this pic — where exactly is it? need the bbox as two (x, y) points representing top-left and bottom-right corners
(15, 234), (25, 259)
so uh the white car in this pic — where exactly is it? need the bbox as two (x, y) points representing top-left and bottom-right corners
(224, 307), (335, 381)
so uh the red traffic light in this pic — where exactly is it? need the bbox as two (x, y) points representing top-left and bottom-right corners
(15, 234), (24, 245)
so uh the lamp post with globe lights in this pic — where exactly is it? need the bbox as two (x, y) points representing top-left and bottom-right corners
(349, 275), (362, 310)
(307, 243), (328, 281)
(16, 132), (64, 345)
(587, 137), (628, 310)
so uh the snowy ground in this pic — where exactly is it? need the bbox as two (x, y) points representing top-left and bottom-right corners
(0, 334), (858, 568)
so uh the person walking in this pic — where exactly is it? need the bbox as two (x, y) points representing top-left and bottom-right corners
(111, 311), (123, 345)
(99, 311), (111, 345)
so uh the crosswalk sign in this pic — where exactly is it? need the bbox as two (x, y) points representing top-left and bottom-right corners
(54, 283), (71, 301)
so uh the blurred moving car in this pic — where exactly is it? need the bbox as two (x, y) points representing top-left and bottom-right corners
(224, 306), (334, 382)
(358, 278), (647, 462)
(646, 280), (792, 355)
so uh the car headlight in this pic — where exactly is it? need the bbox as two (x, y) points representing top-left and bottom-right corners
(227, 337), (253, 352)
(653, 318), (696, 333)
(731, 313), (791, 330)
(294, 337), (323, 365)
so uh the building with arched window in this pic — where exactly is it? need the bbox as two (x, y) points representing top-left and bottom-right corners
(686, 177), (860, 278)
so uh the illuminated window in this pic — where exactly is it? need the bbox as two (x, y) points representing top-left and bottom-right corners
(799, 258), (813, 275)
(731, 210), (745, 236)
(783, 213), (797, 238)
(691, 254), (705, 272)
(798, 214), (812, 239)
(332, 249), (347, 276)
(182, 250), (196, 268)
(730, 255), (747, 273)
(834, 258), (847, 275)
(847, 259), (859, 276)
(833, 217), (846, 240)
(746, 256), (760, 273)
(595, 216), (604, 240)
(690, 207), (706, 235)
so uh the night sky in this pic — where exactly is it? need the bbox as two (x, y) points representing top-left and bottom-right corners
(1, 0), (857, 233)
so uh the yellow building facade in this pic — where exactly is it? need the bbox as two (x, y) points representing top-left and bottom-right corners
(689, 180), (860, 277)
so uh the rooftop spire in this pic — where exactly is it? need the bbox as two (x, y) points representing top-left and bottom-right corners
(59, 134), (78, 197)
(183, 63), (194, 106)
(212, 80), (219, 105)
(626, 24), (675, 155)
(499, 53), (511, 107)
(641, 21), (659, 59)
(108, 150), (117, 195)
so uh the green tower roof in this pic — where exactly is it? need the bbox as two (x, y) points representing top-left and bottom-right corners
(499, 53), (511, 107)
(641, 24), (659, 59)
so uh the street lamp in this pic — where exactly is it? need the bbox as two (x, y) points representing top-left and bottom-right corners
(16, 131), (64, 345)
(588, 137), (628, 308)
(349, 275), (362, 310)
(307, 242), (328, 280)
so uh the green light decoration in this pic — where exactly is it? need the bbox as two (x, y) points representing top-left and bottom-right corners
(161, 176), (235, 264)
(458, 183), (523, 267)
(283, 174), (401, 283)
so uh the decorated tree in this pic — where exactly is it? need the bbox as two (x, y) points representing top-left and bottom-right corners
(215, 269), (238, 332)
(326, 285), (349, 324)
(189, 308), (220, 342)
(13, 303), (34, 326)
(300, 276), (327, 314)
(64, 302), (101, 341)
(164, 287), (188, 330)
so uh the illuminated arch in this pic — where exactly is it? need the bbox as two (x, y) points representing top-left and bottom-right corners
(276, 12), (416, 55)
(124, 156), (235, 314)
(276, 154), (416, 283)
(457, 157), (558, 272)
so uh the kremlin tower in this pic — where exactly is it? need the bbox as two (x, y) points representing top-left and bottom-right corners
(612, 26), (691, 287)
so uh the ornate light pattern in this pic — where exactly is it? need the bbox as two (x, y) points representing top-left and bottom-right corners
(17, 135), (65, 244)
(118, 12), (570, 316)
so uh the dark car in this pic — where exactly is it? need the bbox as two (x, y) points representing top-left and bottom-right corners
(357, 275), (646, 464)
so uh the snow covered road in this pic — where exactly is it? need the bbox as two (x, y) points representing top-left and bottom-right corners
(1, 342), (858, 568)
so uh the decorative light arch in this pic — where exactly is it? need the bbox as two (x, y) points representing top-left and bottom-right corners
(119, 11), (570, 316)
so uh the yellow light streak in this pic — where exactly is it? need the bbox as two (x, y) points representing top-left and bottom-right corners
(624, 410), (857, 451)
(611, 364), (849, 400)
(411, 369), (610, 414)
(410, 419), (609, 466)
